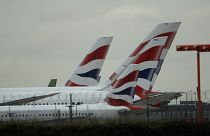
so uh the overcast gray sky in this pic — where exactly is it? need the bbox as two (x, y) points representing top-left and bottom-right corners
(0, 0), (210, 93)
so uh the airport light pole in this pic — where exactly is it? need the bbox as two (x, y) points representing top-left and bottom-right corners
(176, 44), (210, 122)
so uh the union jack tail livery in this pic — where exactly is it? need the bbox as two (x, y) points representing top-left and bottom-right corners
(104, 22), (181, 92)
(133, 22), (181, 100)
(65, 37), (113, 87)
(105, 64), (139, 107)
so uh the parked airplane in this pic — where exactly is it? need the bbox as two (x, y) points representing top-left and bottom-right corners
(0, 64), (144, 121)
(0, 22), (181, 107)
(0, 36), (113, 105)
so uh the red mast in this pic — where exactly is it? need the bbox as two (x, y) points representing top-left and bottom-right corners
(176, 44), (210, 122)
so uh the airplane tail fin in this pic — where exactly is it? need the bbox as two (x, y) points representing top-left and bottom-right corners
(48, 79), (57, 87)
(104, 22), (181, 90)
(65, 37), (113, 87)
(105, 64), (139, 106)
(134, 22), (181, 99)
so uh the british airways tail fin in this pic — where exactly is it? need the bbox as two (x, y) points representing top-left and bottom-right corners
(104, 22), (181, 89)
(134, 22), (181, 99)
(105, 64), (139, 106)
(65, 37), (113, 87)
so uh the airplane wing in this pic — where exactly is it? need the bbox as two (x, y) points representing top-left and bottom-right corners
(133, 92), (182, 107)
(118, 92), (182, 116)
(0, 93), (59, 106)
(118, 106), (159, 116)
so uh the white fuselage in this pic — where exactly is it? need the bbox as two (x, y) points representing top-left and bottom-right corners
(0, 102), (129, 122)
(0, 87), (178, 106)
(0, 86), (111, 106)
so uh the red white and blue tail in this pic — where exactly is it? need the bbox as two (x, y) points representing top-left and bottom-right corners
(104, 22), (180, 88)
(103, 43), (145, 86)
(133, 22), (181, 99)
(105, 64), (139, 106)
(65, 37), (113, 87)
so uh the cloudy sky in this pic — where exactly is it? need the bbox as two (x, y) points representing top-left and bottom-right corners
(0, 0), (210, 93)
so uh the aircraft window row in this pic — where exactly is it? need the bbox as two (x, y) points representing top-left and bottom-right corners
(26, 102), (84, 106)
(78, 113), (93, 116)
(1, 112), (94, 118)
(1, 113), (69, 118)
(1, 114), (28, 118)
